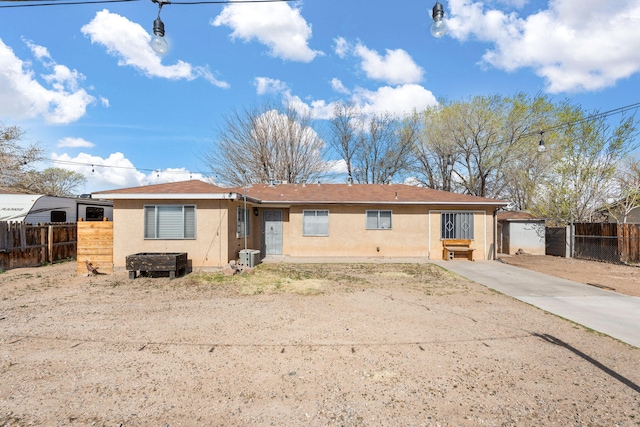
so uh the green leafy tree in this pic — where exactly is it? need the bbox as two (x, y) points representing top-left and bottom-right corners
(532, 103), (639, 225)
(414, 93), (554, 200)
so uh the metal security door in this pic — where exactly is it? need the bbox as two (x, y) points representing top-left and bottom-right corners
(262, 210), (283, 255)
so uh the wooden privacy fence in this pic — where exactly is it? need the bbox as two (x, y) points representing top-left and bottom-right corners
(76, 220), (113, 275)
(574, 223), (640, 264)
(0, 222), (77, 271)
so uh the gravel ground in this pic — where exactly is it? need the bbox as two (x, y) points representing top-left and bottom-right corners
(0, 261), (638, 426)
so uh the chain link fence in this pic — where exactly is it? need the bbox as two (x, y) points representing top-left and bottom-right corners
(573, 223), (640, 264)
(574, 235), (620, 263)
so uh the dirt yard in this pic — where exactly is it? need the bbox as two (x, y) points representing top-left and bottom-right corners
(1, 261), (638, 426)
(500, 254), (640, 297)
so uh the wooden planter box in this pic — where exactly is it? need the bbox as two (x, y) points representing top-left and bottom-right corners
(126, 252), (187, 279)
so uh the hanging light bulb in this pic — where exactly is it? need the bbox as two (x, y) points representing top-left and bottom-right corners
(150, 0), (169, 55)
(538, 132), (546, 153)
(431, 1), (448, 38)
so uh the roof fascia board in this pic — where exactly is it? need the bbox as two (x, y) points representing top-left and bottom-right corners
(258, 200), (509, 206)
(95, 193), (244, 201)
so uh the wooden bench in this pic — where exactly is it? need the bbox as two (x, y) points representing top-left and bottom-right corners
(442, 239), (474, 261)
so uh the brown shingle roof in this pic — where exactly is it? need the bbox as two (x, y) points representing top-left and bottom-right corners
(94, 180), (507, 206)
(235, 183), (505, 205)
(93, 179), (226, 195)
(497, 211), (538, 220)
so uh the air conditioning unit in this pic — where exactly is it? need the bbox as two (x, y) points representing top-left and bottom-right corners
(239, 249), (261, 267)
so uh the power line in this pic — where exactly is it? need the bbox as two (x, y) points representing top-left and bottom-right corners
(540, 101), (640, 136)
(483, 100), (640, 148)
(0, 0), (294, 8)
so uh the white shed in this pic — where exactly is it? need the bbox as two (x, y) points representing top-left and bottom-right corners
(0, 193), (113, 224)
(497, 211), (546, 255)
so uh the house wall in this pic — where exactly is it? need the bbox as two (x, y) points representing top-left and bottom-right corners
(281, 204), (429, 257)
(275, 204), (497, 259)
(503, 221), (546, 255)
(112, 199), (231, 270)
(112, 200), (499, 265)
(226, 201), (261, 262)
(428, 208), (495, 260)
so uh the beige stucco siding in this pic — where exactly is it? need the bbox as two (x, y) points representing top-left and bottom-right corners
(227, 202), (262, 261)
(282, 204), (431, 257)
(112, 199), (231, 269)
(428, 207), (496, 260)
(112, 199), (498, 265)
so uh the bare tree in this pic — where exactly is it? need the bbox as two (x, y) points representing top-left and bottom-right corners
(202, 102), (329, 186)
(15, 167), (87, 196)
(328, 107), (419, 184)
(0, 122), (44, 190)
(327, 101), (359, 181)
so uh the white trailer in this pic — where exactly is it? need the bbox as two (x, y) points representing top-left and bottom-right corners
(0, 194), (113, 224)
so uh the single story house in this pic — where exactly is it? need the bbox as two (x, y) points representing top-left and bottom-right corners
(93, 180), (508, 269)
(497, 211), (546, 255)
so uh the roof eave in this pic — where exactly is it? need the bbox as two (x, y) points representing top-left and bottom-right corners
(259, 200), (509, 206)
(94, 192), (250, 201)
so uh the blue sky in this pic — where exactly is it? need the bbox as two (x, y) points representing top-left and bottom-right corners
(1, 0), (640, 193)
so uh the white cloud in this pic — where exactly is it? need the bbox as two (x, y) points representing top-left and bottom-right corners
(212, 1), (322, 62)
(57, 137), (95, 148)
(51, 151), (204, 192)
(284, 84), (437, 119)
(81, 10), (229, 88)
(284, 93), (335, 120)
(446, 0), (640, 93)
(255, 77), (288, 95)
(326, 159), (348, 175)
(334, 37), (350, 58)
(0, 38), (95, 124)
(352, 84), (438, 116)
(100, 96), (110, 107)
(354, 44), (424, 85)
(23, 38), (52, 62)
(331, 78), (350, 94)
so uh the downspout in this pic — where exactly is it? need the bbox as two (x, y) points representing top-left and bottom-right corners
(493, 208), (498, 260)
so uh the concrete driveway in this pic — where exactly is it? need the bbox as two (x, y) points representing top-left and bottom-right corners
(431, 259), (640, 348)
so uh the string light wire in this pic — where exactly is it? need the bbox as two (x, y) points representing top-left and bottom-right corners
(35, 100), (640, 179)
(0, 0), (294, 8)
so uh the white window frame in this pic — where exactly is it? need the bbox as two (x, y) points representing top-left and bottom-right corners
(302, 210), (330, 236)
(366, 210), (392, 230)
(441, 211), (474, 240)
(144, 205), (196, 240)
(237, 207), (250, 238)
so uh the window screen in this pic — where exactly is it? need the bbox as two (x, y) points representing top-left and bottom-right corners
(144, 205), (196, 239)
(237, 207), (250, 238)
(303, 210), (329, 236)
(366, 210), (392, 229)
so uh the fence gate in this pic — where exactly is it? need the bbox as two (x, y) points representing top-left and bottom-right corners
(76, 220), (113, 275)
(545, 227), (567, 257)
